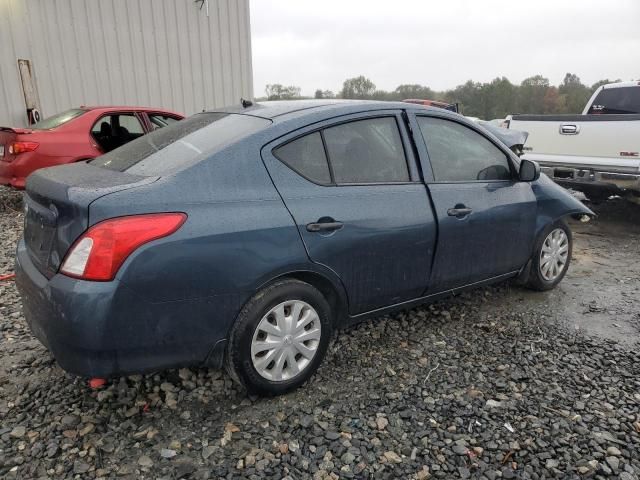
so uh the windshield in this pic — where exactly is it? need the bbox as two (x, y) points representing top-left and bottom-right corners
(31, 109), (86, 130)
(588, 87), (640, 114)
(91, 113), (271, 175)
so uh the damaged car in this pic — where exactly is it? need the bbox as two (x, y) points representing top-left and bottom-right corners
(15, 100), (593, 395)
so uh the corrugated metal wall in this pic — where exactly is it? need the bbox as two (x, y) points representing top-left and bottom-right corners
(0, 0), (253, 127)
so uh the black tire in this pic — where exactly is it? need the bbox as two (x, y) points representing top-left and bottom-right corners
(525, 220), (572, 291)
(225, 279), (332, 396)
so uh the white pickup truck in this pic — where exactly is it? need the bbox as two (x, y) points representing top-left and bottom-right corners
(507, 81), (640, 201)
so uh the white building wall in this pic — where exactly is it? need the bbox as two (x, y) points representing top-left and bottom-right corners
(0, 0), (253, 127)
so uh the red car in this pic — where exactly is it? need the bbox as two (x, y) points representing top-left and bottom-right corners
(0, 106), (184, 189)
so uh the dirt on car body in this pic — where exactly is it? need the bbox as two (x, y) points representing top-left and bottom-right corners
(0, 186), (638, 479)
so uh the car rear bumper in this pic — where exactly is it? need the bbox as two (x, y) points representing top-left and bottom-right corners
(0, 161), (26, 188)
(15, 239), (230, 378)
(539, 164), (640, 195)
(1, 152), (75, 189)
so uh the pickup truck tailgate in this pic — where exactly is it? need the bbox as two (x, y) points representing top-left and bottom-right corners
(511, 114), (640, 173)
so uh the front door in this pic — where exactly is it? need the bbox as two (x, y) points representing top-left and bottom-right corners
(262, 112), (436, 314)
(412, 114), (537, 291)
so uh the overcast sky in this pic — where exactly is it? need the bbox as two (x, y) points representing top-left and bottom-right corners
(250, 0), (640, 97)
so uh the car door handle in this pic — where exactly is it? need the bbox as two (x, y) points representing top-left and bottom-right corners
(306, 220), (343, 232)
(447, 207), (472, 218)
(559, 124), (580, 135)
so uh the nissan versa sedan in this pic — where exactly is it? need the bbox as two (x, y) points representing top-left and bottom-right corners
(15, 100), (593, 395)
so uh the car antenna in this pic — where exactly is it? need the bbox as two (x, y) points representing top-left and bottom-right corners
(241, 98), (253, 108)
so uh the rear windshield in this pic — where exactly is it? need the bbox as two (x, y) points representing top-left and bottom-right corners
(91, 113), (271, 175)
(31, 109), (85, 130)
(588, 87), (640, 114)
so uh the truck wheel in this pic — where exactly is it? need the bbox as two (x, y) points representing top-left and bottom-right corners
(525, 220), (572, 291)
(226, 279), (332, 396)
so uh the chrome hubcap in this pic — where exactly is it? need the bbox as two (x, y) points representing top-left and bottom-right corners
(251, 300), (321, 382)
(540, 228), (569, 281)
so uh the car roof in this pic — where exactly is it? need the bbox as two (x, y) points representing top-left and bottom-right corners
(598, 81), (640, 90)
(206, 99), (438, 121)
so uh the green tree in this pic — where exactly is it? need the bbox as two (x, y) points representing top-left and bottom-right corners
(340, 76), (376, 99)
(369, 90), (392, 101)
(542, 87), (567, 113)
(517, 75), (550, 114)
(268, 73), (624, 118)
(314, 89), (335, 99)
(393, 84), (435, 101)
(478, 77), (517, 119)
(558, 73), (591, 113)
(265, 84), (301, 100)
(443, 80), (483, 116)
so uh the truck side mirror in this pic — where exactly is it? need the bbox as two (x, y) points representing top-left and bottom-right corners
(519, 159), (540, 182)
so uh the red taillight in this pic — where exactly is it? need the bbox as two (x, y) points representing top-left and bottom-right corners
(8, 141), (39, 154)
(60, 213), (187, 281)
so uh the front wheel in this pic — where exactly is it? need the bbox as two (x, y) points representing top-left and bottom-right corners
(226, 279), (332, 395)
(525, 221), (572, 291)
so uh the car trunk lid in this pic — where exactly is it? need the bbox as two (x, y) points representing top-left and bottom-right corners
(24, 162), (157, 278)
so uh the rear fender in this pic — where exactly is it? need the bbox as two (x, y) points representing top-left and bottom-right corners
(254, 266), (350, 327)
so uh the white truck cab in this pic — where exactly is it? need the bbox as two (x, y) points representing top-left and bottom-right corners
(508, 81), (640, 201)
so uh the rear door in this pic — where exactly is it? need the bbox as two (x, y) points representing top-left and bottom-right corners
(262, 111), (436, 314)
(411, 113), (537, 291)
(90, 112), (146, 153)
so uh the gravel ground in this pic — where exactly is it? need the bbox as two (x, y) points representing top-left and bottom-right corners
(0, 186), (639, 480)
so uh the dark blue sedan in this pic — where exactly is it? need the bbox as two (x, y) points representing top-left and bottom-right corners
(15, 100), (593, 395)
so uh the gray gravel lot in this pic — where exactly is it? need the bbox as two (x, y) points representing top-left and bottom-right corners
(0, 186), (639, 480)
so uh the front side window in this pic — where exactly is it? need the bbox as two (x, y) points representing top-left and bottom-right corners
(323, 117), (409, 183)
(587, 87), (640, 114)
(273, 132), (331, 184)
(417, 117), (512, 182)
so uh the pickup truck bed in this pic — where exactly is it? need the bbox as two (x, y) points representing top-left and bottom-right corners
(510, 113), (640, 199)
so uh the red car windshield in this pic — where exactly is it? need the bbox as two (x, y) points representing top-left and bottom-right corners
(31, 109), (86, 130)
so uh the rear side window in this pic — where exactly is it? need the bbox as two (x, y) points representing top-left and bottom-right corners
(31, 109), (85, 130)
(417, 117), (512, 182)
(587, 87), (640, 114)
(118, 114), (144, 135)
(323, 117), (409, 183)
(91, 113), (270, 175)
(273, 132), (331, 184)
(149, 114), (181, 130)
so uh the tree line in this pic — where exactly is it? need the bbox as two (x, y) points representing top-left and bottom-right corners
(262, 73), (623, 119)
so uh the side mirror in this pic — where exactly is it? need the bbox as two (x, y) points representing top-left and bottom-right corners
(519, 159), (540, 182)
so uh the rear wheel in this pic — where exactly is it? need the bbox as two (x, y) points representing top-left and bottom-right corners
(226, 279), (332, 395)
(525, 220), (572, 291)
